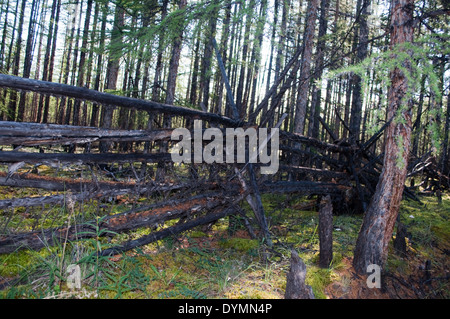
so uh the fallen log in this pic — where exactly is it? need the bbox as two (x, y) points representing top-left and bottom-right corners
(280, 131), (357, 153)
(0, 74), (241, 127)
(0, 150), (172, 164)
(0, 171), (137, 192)
(0, 192), (232, 254)
(278, 165), (349, 180)
(0, 121), (172, 146)
(0, 182), (193, 210)
(261, 181), (351, 195)
(279, 144), (345, 169)
(0, 172), (231, 207)
(100, 192), (247, 256)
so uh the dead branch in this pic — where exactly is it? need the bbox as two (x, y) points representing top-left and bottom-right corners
(0, 192), (234, 254)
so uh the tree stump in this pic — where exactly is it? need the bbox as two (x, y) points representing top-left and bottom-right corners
(284, 250), (315, 299)
(319, 195), (333, 268)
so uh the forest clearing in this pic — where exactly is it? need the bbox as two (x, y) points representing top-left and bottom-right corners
(0, 0), (449, 301)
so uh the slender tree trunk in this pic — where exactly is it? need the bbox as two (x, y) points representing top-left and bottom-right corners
(65, 1), (84, 126)
(189, 33), (201, 107)
(90, 2), (107, 127)
(72, 0), (93, 126)
(353, 0), (414, 274)
(0, 0), (10, 70)
(31, 0), (47, 122)
(100, 3), (124, 152)
(214, 0), (232, 115)
(0, 0), (11, 119)
(440, 91), (450, 181)
(7, 0), (27, 121)
(152, 0), (168, 103)
(308, 0), (330, 139)
(263, 0), (278, 119)
(165, 0), (186, 107)
(349, 0), (371, 143)
(248, 0), (267, 116)
(17, 0), (40, 122)
(293, 0), (319, 135)
(410, 74), (426, 187)
(37, 0), (56, 122)
(199, 0), (219, 113)
(56, 0), (78, 124)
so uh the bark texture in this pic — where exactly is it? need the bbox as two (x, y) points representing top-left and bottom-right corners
(353, 0), (414, 274)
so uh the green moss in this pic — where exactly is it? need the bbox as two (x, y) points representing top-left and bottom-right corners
(190, 231), (208, 238)
(219, 238), (259, 252)
(0, 248), (52, 277)
(306, 267), (333, 299)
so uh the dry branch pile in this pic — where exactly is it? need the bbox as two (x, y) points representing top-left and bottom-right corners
(0, 74), (442, 256)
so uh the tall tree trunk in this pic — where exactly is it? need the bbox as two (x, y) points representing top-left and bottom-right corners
(72, 0), (93, 126)
(152, 0), (168, 103)
(56, 0), (79, 124)
(100, 3), (124, 152)
(410, 74), (426, 187)
(189, 32), (201, 107)
(165, 0), (187, 108)
(440, 91), (450, 181)
(248, 0), (268, 116)
(0, 0), (11, 120)
(214, 0), (232, 115)
(308, 0), (330, 139)
(0, 0), (10, 71)
(349, 0), (371, 143)
(353, 0), (414, 274)
(31, 0), (47, 122)
(42, 0), (60, 124)
(199, 0), (219, 113)
(7, 0), (27, 121)
(17, 0), (40, 122)
(37, 0), (57, 122)
(65, 1), (84, 126)
(90, 2), (107, 127)
(263, 0), (278, 120)
(293, 0), (319, 135)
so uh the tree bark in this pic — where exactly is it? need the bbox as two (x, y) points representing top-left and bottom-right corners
(90, 2), (107, 127)
(293, 0), (319, 135)
(6, 0), (26, 121)
(349, 0), (371, 144)
(319, 195), (333, 268)
(100, 3), (124, 151)
(72, 0), (93, 126)
(164, 0), (187, 129)
(152, 0), (168, 103)
(353, 0), (414, 274)
(308, 0), (330, 140)
(285, 250), (315, 299)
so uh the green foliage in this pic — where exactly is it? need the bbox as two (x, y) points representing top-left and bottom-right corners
(329, 34), (450, 156)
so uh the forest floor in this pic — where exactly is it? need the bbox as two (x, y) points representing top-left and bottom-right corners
(0, 178), (448, 299)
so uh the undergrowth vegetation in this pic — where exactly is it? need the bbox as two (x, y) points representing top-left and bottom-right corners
(0, 186), (448, 299)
